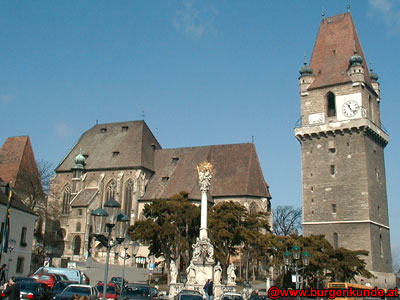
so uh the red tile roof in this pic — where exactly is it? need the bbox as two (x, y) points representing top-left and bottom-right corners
(143, 143), (271, 200)
(309, 12), (371, 90)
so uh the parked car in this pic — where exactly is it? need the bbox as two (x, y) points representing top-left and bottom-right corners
(1, 281), (54, 300)
(15, 277), (36, 282)
(30, 273), (58, 289)
(110, 276), (126, 287)
(220, 292), (244, 300)
(52, 280), (77, 295)
(176, 291), (203, 300)
(121, 283), (152, 300)
(52, 284), (99, 300)
(95, 282), (120, 300)
(34, 267), (90, 284)
(150, 287), (159, 298)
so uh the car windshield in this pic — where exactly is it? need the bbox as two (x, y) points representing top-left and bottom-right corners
(53, 282), (69, 293)
(96, 285), (116, 293)
(180, 295), (203, 300)
(63, 286), (91, 295)
(19, 282), (40, 292)
(223, 296), (244, 300)
(122, 286), (150, 296)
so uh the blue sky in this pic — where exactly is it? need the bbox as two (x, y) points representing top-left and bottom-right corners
(1, 1), (400, 268)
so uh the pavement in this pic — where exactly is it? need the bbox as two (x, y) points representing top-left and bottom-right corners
(70, 260), (151, 285)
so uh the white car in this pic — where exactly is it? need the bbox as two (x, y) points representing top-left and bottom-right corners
(220, 292), (245, 300)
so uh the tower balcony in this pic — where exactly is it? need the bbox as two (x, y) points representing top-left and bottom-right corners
(294, 117), (389, 146)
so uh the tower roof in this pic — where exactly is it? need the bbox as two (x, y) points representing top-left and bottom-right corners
(309, 12), (371, 89)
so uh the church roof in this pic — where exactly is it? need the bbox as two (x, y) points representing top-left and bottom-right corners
(56, 120), (162, 172)
(309, 12), (371, 90)
(71, 188), (98, 207)
(143, 143), (271, 200)
(0, 136), (43, 195)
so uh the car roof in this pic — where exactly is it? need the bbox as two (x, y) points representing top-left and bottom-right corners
(222, 293), (242, 296)
(67, 284), (92, 288)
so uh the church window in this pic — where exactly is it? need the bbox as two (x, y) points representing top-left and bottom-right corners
(379, 234), (383, 256)
(73, 235), (81, 255)
(76, 222), (81, 232)
(330, 165), (336, 175)
(332, 204), (336, 213)
(106, 180), (116, 201)
(333, 232), (339, 248)
(62, 186), (71, 215)
(249, 202), (257, 215)
(125, 180), (134, 215)
(327, 92), (336, 117)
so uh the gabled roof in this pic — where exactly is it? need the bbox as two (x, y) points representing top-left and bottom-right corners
(143, 143), (271, 200)
(56, 121), (161, 172)
(309, 12), (371, 90)
(0, 136), (43, 195)
(0, 185), (37, 216)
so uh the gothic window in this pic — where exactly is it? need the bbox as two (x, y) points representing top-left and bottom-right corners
(125, 180), (134, 215)
(327, 92), (336, 117)
(76, 222), (81, 232)
(333, 232), (339, 248)
(106, 180), (116, 201)
(73, 235), (81, 255)
(249, 202), (257, 215)
(62, 186), (71, 215)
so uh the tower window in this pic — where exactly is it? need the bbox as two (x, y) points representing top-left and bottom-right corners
(327, 92), (336, 117)
(332, 204), (336, 213)
(378, 205), (380, 216)
(333, 232), (339, 248)
(330, 165), (336, 175)
(379, 234), (383, 256)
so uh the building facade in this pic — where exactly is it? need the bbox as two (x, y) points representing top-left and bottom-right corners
(47, 121), (272, 265)
(295, 12), (394, 287)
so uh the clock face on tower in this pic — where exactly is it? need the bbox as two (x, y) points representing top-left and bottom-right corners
(342, 100), (359, 117)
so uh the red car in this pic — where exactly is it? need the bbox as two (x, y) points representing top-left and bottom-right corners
(95, 282), (120, 300)
(30, 273), (57, 288)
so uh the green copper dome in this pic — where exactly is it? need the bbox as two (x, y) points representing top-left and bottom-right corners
(74, 150), (86, 169)
(299, 62), (313, 76)
(370, 69), (379, 81)
(349, 54), (363, 66)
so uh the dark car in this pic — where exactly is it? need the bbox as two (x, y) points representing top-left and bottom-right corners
(15, 277), (36, 282)
(121, 283), (152, 300)
(176, 291), (203, 300)
(53, 284), (99, 300)
(0, 281), (54, 300)
(52, 280), (77, 295)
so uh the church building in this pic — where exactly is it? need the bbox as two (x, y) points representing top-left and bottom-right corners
(47, 120), (271, 265)
(295, 12), (395, 287)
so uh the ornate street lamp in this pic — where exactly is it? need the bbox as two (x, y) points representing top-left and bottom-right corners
(91, 199), (128, 300)
(283, 246), (311, 290)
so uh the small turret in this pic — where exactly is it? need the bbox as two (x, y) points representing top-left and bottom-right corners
(369, 66), (381, 100)
(299, 56), (315, 94)
(72, 149), (86, 184)
(348, 52), (365, 83)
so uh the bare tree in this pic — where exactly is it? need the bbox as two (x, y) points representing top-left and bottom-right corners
(273, 205), (302, 236)
(37, 159), (55, 194)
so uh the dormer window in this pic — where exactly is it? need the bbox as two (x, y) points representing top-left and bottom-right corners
(101, 128), (107, 133)
(113, 151), (120, 156)
(171, 157), (179, 165)
(162, 177), (169, 183)
(122, 126), (129, 131)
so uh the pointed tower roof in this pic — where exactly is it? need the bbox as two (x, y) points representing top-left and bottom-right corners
(309, 12), (371, 90)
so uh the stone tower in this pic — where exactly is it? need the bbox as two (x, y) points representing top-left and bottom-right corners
(294, 12), (394, 285)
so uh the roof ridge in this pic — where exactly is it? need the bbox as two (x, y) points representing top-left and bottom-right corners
(159, 142), (253, 151)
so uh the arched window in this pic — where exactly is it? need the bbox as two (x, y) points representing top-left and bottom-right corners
(249, 202), (258, 215)
(76, 222), (81, 232)
(62, 186), (71, 215)
(125, 180), (134, 215)
(73, 235), (81, 255)
(327, 92), (336, 117)
(106, 180), (116, 201)
(333, 232), (339, 248)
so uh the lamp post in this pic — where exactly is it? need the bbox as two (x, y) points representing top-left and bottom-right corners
(91, 199), (128, 300)
(283, 245), (311, 290)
